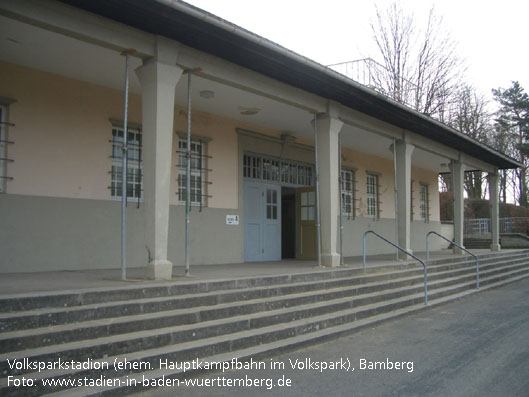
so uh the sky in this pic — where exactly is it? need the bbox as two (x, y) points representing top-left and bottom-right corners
(183, 0), (529, 103)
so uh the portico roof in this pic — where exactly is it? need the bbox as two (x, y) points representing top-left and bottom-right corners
(58, 0), (520, 170)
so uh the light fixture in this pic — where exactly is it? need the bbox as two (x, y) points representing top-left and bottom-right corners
(280, 133), (296, 145)
(239, 106), (260, 116)
(199, 90), (215, 99)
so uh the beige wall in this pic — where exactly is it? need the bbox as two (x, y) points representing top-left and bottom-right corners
(0, 61), (454, 272)
(1, 61), (440, 219)
(341, 147), (439, 221)
(412, 166), (441, 222)
(0, 61), (240, 209)
(1, 61), (139, 201)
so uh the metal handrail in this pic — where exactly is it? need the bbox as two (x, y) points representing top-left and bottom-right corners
(363, 231), (428, 305)
(426, 231), (479, 289)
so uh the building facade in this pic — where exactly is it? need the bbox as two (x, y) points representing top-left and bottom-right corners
(0, 0), (517, 277)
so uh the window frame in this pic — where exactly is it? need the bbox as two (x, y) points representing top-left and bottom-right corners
(341, 168), (356, 219)
(0, 105), (6, 193)
(243, 152), (314, 188)
(110, 126), (143, 201)
(419, 183), (429, 222)
(366, 173), (379, 219)
(177, 138), (207, 207)
(0, 98), (16, 193)
(300, 190), (316, 221)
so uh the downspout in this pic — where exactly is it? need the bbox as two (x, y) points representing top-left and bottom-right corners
(185, 73), (192, 277)
(338, 132), (344, 266)
(393, 139), (399, 260)
(313, 114), (322, 267)
(120, 50), (132, 281)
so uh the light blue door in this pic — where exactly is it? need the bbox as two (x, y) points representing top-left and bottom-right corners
(244, 182), (281, 261)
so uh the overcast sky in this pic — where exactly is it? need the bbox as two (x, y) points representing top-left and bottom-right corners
(184, 0), (528, 103)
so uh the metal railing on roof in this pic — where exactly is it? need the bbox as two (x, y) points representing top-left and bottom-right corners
(327, 58), (420, 110)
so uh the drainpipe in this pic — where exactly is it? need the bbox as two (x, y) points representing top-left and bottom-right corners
(185, 73), (192, 277)
(338, 132), (344, 266)
(313, 113), (322, 267)
(393, 139), (399, 260)
(120, 50), (132, 281)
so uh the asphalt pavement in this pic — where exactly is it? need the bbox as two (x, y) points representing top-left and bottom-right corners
(137, 277), (529, 397)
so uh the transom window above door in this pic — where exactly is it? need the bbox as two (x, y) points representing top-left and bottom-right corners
(243, 153), (314, 187)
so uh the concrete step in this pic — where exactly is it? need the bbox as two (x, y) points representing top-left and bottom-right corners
(45, 271), (529, 397)
(2, 251), (527, 334)
(1, 251), (528, 396)
(1, 250), (526, 314)
(1, 254), (527, 357)
(4, 263), (529, 397)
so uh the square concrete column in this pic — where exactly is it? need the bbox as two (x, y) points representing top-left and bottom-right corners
(315, 114), (343, 267)
(395, 140), (414, 259)
(136, 60), (183, 279)
(451, 160), (465, 254)
(488, 172), (501, 251)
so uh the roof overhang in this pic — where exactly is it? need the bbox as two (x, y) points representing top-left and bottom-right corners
(58, 0), (520, 170)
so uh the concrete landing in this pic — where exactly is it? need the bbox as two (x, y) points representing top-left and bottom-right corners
(0, 249), (505, 296)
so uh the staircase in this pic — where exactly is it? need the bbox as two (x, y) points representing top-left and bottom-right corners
(463, 237), (493, 249)
(2, 250), (529, 396)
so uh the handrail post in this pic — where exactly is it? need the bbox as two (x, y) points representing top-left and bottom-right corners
(424, 266), (428, 305)
(362, 232), (367, 271)
(426, 231), (479, 289)
(426, 235), (430, 261)
(364, 230), (427, 305)
(476, 258), (480, 289)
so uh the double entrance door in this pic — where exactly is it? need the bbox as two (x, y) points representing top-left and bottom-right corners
(244, 182), (281, 261)
(244, 182), (317, 262)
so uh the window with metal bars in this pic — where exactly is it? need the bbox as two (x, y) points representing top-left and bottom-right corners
(110, 127), (142, 200)
(243, 153), (313, 187)
(178, 139), (207, 206)
(341, 169), (355, 218)
(366, 173), (379, 219)
(0, 105), (6, 192)
(420, 183), (429, 222)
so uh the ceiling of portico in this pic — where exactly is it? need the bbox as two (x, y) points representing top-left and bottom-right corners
(0, 14), (446, 172)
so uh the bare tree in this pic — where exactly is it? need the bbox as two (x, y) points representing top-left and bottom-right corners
(489, 128), (516, 203)
(369, 2), (464, 121)
(447, 85), (493, 199)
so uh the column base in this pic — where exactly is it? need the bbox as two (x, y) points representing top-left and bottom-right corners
(146, 259), (173, 280)
(453, 246), (466, 255)
(397, 249), (413, 261)
(491, 243), (501, 252)
(321, 253), (341, 267)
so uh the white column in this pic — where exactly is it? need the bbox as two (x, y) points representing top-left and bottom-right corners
(395, 140), (414, 259)
(489, 172), (501, 251)
(135, 60), (183, 280)
(315, 114), (343, 267)
(451, 160), (465, 254)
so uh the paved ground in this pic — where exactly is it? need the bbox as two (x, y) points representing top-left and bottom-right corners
(137, 277), (529, 397)
(0, 249), (493, 295)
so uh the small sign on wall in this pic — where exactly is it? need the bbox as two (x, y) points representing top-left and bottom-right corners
(226, 215), (239, 225)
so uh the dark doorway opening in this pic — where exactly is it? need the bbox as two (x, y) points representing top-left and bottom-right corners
(281, 187), (296, 259)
